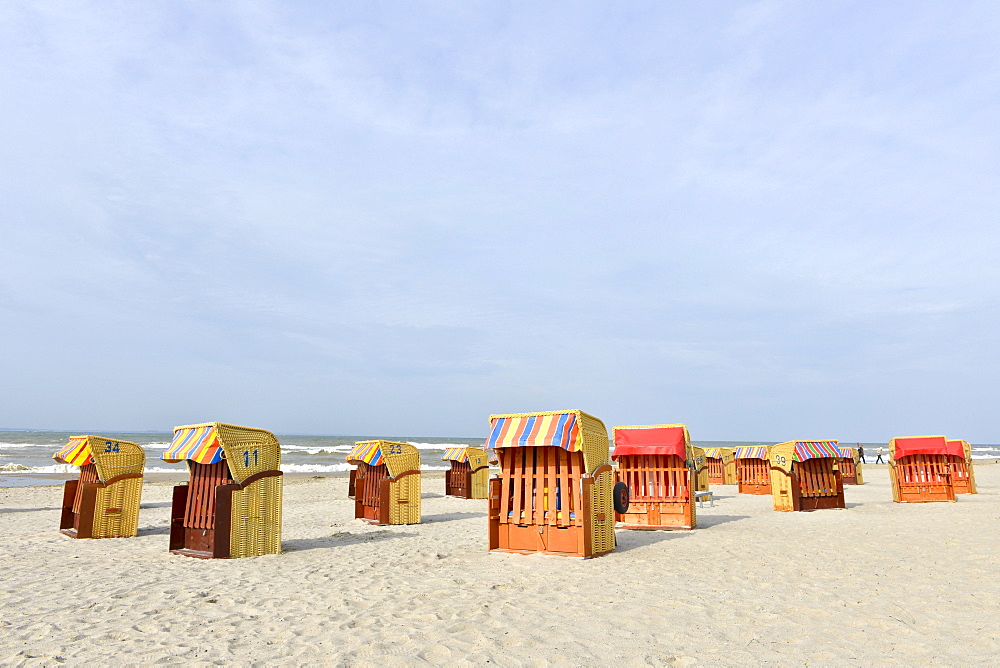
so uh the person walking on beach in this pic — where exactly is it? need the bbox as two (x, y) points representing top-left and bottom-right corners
(858, 444), (866, 463)
(875, 447), (884, 464)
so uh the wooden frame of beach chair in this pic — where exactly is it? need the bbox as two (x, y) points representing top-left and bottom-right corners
(54, 436), (145, 539)
(734, 446), (772, 494)
(704, 448), (737, 485)
(487, 410), (615, 558)
(769, 440), (846, 512)
(163, 423), (283, 558)
(442, 446), (489, 499)
(837, 446), (864, 485)
(347, 468), (357, 499)
(947, 440), (977, 494)
(347, 441), (421, 525)
(888, 436), (958, 503)
(612, 424), (697, 530)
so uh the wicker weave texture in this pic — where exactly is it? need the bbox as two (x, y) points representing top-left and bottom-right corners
(229, 475), (282, 557)
(468, 447), (490, 499)
(576, 411), (614, 555)
(388, 473), (421, 525)
(690, 446), (710, 492)
(212, 423), (281, 483)
(88, 437), (144, 538)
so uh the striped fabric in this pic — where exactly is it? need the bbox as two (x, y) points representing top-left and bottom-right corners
(346, 441), (384, 466)
(794, 441), (842, 460)
(703, 448), (725, 458)
(733, 446), (769, 460)
(487, 413), (581, 452)
(837, 446), (855, 459)
(162, 425), (224, 464)
(53, 436), (93, 467)
(441, 447), (469, 463)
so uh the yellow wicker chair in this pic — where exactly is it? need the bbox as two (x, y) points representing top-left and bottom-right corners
(487, 410), (615, 558)
(769, 440), (846, 511)
(54, 436), (144, 539)
(163, 422), (283, 558)
(347, 441), (421, 525)
(442, 446), (490, 499)
(703, 447), (737, 485)
(689, 445), (710, 492)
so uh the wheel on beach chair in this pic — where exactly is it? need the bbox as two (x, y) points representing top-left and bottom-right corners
(613, 481), (630, 514)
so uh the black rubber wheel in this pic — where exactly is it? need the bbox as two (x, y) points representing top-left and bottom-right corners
(613, 481), (630, 514)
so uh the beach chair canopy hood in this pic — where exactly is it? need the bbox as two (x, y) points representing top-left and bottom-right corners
(611, 425), (690, 461)
(54, 436), (95, 466)
(441, 447), (470, 462)
(733, 446), (769, 460)
(487, 412), (582, 452)
(702, 447), (728, 458)
(946, 440), (971, 457)
(837, 446), (855, 459)
(162, 425), (224, 464)
(347, 441), (385, 466)
(891, 436), (963, 459)
(348, 440), (417, 478)
(771, 440), (840, 472)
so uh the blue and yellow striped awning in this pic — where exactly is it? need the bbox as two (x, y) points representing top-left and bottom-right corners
(441, 447), (469, 463)
(487, 413), (581, 452)
(162, 425), (224, 464)
(346, 441), (385, 466)
(53, 436), (93, 467)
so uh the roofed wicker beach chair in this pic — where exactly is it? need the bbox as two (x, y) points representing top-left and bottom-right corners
(769, 440), (846, 511)
(54, 436), (145, 539)
(733, 446), (772, 494)
(690, 445), (710, 493)
(346, 440), (421, 525)
(442, 446), (489, 499)
(889, 436), (958, 503)
(163, 422), (283, 558)
(947, 439), (977, 495)
(612, 424), (697, 530)
(703, 447), (737, 485)
(487, 410), (616, 558)
(837, 445), (864, 485)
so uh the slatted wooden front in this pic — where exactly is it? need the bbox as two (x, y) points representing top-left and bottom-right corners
(184, 461), (231, 530)
(499, 447), (583, 527)
(896, 455), (950, 485)
(446, 461), (471, 496)
(839, 457), (856, 480)
(796, 458), (838, 497)
(356, 462), (388, 515)
(72, 463), (100, 515)
(618, 454), (688, 501)
(706, 457), (725, 483)
(738, 459), (769, 486)
(949, 456), (972, 492)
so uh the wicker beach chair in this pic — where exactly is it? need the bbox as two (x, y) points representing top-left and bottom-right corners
(487, 410), (616, 558)
(346, 441), (421, 525)
(888, 436), (958, 503)
(703, 447), (737, 485)
(769, 440), (846, 511)
(733, 446), (772, 494)
(836, 445), (864, 485)
(689, 445), (710, 493)
(947, 440), (977, 494)
(612, 424), (697, 530)
(163, 423), (283, 558)
(442, 446), (490, 499)
(54, 436), (145, 539)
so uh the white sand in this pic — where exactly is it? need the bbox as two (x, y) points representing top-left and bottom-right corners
(1, 465), (998, 666)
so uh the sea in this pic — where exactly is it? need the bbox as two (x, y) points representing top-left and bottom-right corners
(2, 430), (998, 488)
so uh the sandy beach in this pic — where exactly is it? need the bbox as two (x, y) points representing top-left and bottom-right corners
(1, 464), (998, 666)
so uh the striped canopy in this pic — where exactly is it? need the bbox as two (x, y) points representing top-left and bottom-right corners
(346, 441), (385, 466)
(837, 446), (855, 459)
(162, 425), (224, 464)
(733, 446), (769, 460)
(441, 447), (469, 463)
(53, 436), (93, 467)
(487, 413), (582, 452)
(703, 447), (728, 458)
(793, 441), (841, 461)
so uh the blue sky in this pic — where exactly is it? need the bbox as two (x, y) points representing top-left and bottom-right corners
(1, 2), (998, 441)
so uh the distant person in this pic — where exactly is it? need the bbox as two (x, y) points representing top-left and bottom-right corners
(858, 444), (866, 463)
(875, 447), (885, 464)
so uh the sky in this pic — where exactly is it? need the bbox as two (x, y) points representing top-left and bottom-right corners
(1, 1), (998, 441)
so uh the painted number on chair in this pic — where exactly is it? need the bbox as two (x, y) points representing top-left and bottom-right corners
(103, 442), (120, 453)
(774, 454), (788, 467)
(387, 444), (403, 455)
(243, 450), (259, 468)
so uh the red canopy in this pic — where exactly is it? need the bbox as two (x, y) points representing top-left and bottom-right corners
(892, 436), (964, 458)
(612, 426), (687, 460)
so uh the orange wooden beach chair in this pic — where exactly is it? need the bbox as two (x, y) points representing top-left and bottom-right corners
(163, 422), (283, 558)
(703, 447), (737, 485)
(442, 446), (490, 499)
(346, 441), (421, 525)
(947, 439), (977, 495)
(54, 436), (145, 539)
(612, 424), (697, 530)
(487, 410), (616, 558)
(733, 446), (771, 494)
(837, 445), (864, 485)
(888, 435), (959, 503)
(769, 440), (846, 511)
